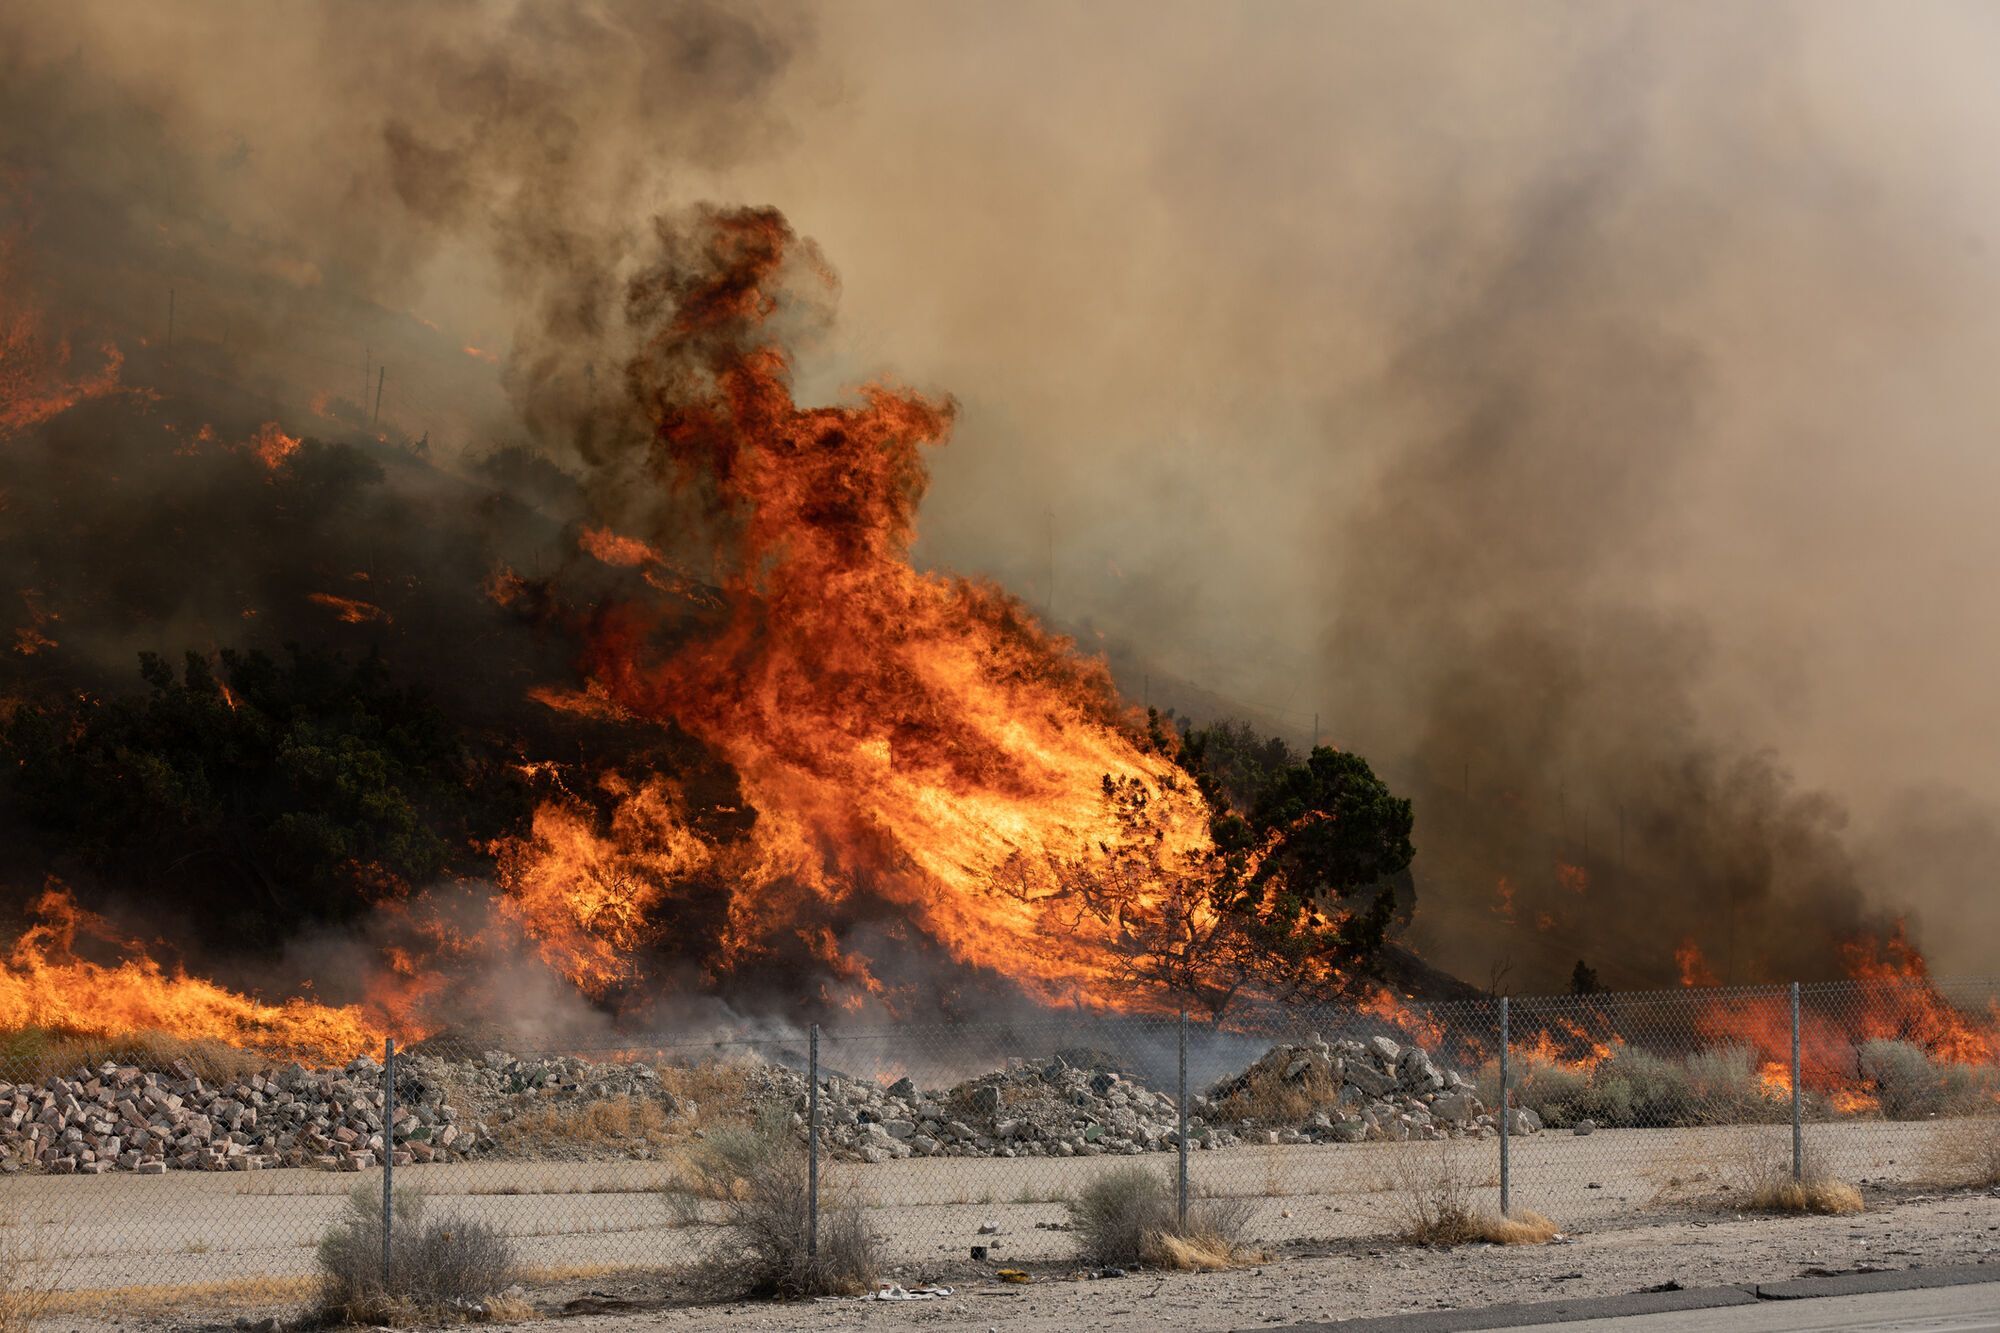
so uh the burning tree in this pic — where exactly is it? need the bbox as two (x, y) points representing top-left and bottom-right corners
(1006, 717), (1417, 1018)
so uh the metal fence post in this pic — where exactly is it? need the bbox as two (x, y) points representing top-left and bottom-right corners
(1177, 1008), (1189, 1229)
(1498, 995), (1511, 1218)
(381, 1036), (395, 1290)
(807, 1023), (821, 1258)
(1800, 976), (1816, 1176)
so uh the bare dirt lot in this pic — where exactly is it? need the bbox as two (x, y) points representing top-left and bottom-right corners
(11, 1119), (1992, 1330)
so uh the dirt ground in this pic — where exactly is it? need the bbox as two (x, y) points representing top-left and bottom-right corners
(12, 1118), (1995, 1331)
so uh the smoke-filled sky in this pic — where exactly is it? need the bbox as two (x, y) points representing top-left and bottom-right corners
(7, 0), (2000, 985)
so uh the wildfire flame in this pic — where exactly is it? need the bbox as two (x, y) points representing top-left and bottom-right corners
(0, 887), (385, 1062)
(497, 209), (1216, 1007)
(307, 591), (391, 625)
(250, 421), (301, 469)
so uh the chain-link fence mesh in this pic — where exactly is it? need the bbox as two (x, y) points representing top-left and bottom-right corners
(3, 975), (1996, 1316)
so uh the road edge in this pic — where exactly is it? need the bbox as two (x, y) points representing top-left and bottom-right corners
(1256, 1261), (2000, 1333)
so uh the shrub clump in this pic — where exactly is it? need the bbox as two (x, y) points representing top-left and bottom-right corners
(667, 1111), (877, 1298)
(1485, 1044), (1784, 1130)
(1067, 1165), (1261, 1270)
(315, 1185), (516, 1324)
(1389, 1139), (1557, 1246)
(1857, 1040), (1997, 1120)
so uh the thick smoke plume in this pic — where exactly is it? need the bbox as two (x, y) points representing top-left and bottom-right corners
(4, 1), (1997, 1015)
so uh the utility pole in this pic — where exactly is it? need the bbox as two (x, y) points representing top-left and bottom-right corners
(1312, 712), (1318, 750)
(372, 366), (386, 428)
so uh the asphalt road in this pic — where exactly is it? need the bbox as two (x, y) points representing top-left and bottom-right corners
(1272, 1268), (2000, 1333)
(1513, 1282), (2000, 1332)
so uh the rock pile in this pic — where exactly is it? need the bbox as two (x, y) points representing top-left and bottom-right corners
(1206, 1033), (1537, 1143)
(0, 1055), (483, 1176)
(780, 1055), (1225, 1162)
(2, 1032), (1543, 1176)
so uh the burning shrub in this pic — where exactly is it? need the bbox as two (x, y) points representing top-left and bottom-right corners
(666, 1111), (876, 1298)
(1066, 1164), (1260, 1270)
(1387, 1138), (1556, 1246)
(315, 1185), (516, 1324)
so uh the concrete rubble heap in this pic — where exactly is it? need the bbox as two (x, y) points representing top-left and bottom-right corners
(0, 1055), (480, 1176)
(770, 1055), (1211, 1163)
(2, 1032), (1540, 1176)
(1206, 1033), (1543, 1143)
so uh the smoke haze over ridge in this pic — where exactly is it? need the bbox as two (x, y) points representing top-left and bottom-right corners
(4, 0), (1998, 992)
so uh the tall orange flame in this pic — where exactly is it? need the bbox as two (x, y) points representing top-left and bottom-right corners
(498, 210), (1215, 1006)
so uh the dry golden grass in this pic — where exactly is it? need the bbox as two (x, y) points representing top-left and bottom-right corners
(1388, 1138), (1560, 1247)
(492, 1096), (676, 1153)
(1723, 1133), (1864, 1216)
(484, 1293), (538, 1322)
(0, 1027), (271, 1082)
(1472, 1209), (1561, 1244)
(1145, 1230), (1264, 1271)
(1747, 1176), (1865, 1215)
(653, 1060), (762, 1133)
(44, 1277), (314, 1317)
(1212, 1061), (1340, 1126)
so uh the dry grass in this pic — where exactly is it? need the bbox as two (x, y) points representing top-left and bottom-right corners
(1389, 1139), (1560, 1247)
(1212, 1061), (1340, 1127)
(491, 1096), (676, 1154)
(1747, 1176), (1865, 1214)
(0, 1240), (54, 1333)
(1067, 1165), (1263, 1270)
(0, 1027), (271, 1082)
(653, 1060), (762, 1133)
(1473, 1210), (1561, 1244)
(43, 1277), (317, 1317)
(1726, 1134), (1864, 1215)
(1920, 1118), (2000, 1189)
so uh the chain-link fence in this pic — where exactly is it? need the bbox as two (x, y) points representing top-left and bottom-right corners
(2, 976), (1995, 1316)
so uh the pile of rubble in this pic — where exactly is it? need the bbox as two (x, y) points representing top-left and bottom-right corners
(1, 1055), (482, 1176)
(1207, 1033), (1539, 1143)
(4, 1031), (1540, 1176)
(778, 1056), (1213, 1163)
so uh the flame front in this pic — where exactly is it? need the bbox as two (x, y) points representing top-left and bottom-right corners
(0, 887), (385, 1062)
(497, 210), (1215, 1008)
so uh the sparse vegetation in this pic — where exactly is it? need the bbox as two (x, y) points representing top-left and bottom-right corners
(315, 1185), (517, 1324)
(1920, 1116), (2000, 1188)
(665, 1112), (876, 1298)
(1067, 1164), (1262, 1270)
(0, 1028), (268, 1083)
(1484, 1043), (1786, 1130)
(491, 1096), (675, 1155)
(1211, 1056), (1341, 1127)
(1389, 1139), (1557, 1246)
(0, 1231), (53, 1333)
(1726, 1135), (1864, 1216)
